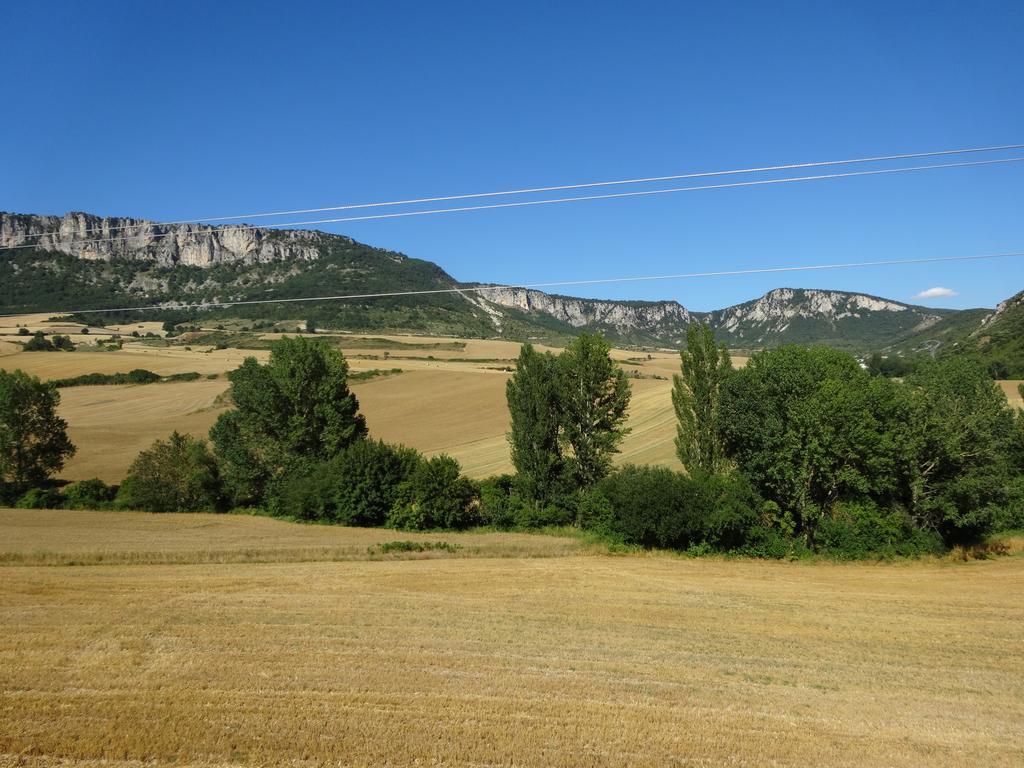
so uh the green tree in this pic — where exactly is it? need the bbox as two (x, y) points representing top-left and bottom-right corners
(718, 346), (904, 545)
(557, 333), (631, 488)
(506, 344), (565, 503)
(210, 336), (367, 506)
(903, 358), (1019, 543)
(672, 323), (732, 474)
(0, 369), (75, 490)
(117, 432), (222, 512)
(388, 454), (478, 530)
(22, 331), (54, 351)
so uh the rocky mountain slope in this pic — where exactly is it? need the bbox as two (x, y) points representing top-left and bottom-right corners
(0, 211), (1002, 352)
(704, 287), (958, 350)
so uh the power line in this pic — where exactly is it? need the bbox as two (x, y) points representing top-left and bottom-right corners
(9, 142), (1022, 240)
(8, 249), (1022, 318)
(3, 156), (1022, 253)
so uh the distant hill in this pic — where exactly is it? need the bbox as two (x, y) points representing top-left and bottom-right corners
(0, 211), (1008, 354)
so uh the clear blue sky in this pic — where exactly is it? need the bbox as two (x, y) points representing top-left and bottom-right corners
(3, 1), (1022, 311)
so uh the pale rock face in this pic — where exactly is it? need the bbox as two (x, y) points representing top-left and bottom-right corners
(0, 212), (323, 267)
(713, 288), (912, 334)
(980, 289), (1024, 327)
(481, 286), (692, 335)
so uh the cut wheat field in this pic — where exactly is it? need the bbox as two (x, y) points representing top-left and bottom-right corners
(1, 510), (1022, 767)
(0, 329), (694, 482)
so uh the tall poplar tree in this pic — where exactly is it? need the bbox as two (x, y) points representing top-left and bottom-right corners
(672, 323), (732, 475)
(506, 344), (565, 503)
(557, 333), (631, 487)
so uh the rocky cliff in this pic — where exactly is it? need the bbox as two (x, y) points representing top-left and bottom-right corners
(480, 286), (693, 339)
(704, 288), (953, 349)
(0, 212), (323, 267)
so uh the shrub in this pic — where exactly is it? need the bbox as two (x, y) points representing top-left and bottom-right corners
(388, 455), (479, 530)
(268, 462), (337, 521)
(511, 499), (574, 529)
(15, 487), (65, 509)
(594, 466), (759, 551)
(332, 440), (421, 525)
(816, 501), (944, 559)
(596, 465), (694, 549)
(269, 440), (421, 524)
(63, 478), (116, 510)
(575, 488), (616, 536)
(22, 332), (54, 351)
(739, 526), (806, 560)
(478, 475), (518, 529)
(116, 432), (222, 512)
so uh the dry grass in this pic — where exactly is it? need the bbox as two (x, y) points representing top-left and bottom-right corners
(0, 509), (585, 566)
(0, 511), (1022, 767)
(57, 380), (231, 482)
(13, 339), (685, 482)
(999, 379), (1023, 409)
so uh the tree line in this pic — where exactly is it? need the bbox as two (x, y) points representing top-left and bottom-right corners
(2, 328), (1023, 558)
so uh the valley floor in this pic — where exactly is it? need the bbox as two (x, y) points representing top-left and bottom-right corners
(2, 510), (1023, 767)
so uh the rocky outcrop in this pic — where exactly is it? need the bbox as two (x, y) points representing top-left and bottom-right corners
(711, 288), (913, 335)
(481, 286), (693, 336)
(979, 289), (1024, 329)
(0, 211), (323, 267)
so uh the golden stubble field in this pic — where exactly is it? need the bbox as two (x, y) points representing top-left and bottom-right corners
(1, 510), (1022, 767)
(0, 323), (1018, 482)
(0, 329), (702, 481)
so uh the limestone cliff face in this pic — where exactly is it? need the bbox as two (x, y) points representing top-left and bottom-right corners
(709, 288), (918, 336)
(0, 211), (323, 267)
(980, 289), (1024, 328)
(481, 286), (693, 335)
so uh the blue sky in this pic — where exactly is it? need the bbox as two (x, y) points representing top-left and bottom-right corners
(2, 1), (1022, 311)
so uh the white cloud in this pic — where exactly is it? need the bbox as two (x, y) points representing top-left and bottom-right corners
(914, 286), (958, 299)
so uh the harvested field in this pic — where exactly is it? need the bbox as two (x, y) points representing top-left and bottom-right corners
(0, 509), (585, 565)
(999, 379), (1023, 409)
(57, 380), (231, 482)
(49, 359), (681, 483)
(1, 510), (1022, 767)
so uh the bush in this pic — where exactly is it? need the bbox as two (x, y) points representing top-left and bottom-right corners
(269, 440), (421, 524)
(815, 501), (944, 559)
(388, 455), (479, 530)
(331, 440), (421, 525)
(594, 466), (760, 551)
(478, 475), (518, 529)
(511, 499), (574, 529)
(739, 526), (807, 560)
(23, 332), (54, 351)
(268, 462), (337, 521)
(596, 465), (694, 549)
(116, 432), (222, 512)
(63, 478), (116, 509)
(575, 488), (616, 536)
(15, 487), (65, 509)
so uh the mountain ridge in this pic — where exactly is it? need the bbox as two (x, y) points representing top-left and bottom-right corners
(0, 211), (1001, 352)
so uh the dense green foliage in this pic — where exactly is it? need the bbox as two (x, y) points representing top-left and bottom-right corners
(505, 333), (630, 509)
(506, 345), (567, 504)
(271, 439), (421, 525)
(0, 370), (75, 492)
(718, 346), (1023, 549)
(116, 432), (222, 513)
(558, 333), (632, 487)
(22, 331), (75, 352)
(210, 336), (367, 506)
(590, 466), (760, 551)
(672, 323), (732, 473)
(63, 478), (117, 509)
(388, 455), (479, 530)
